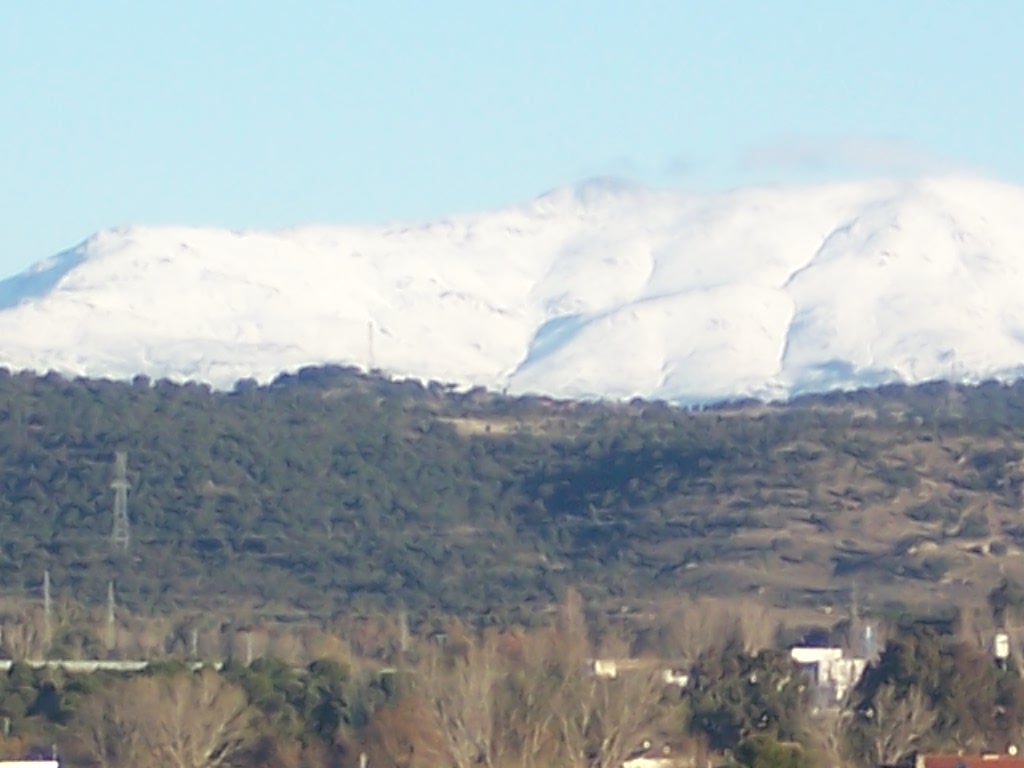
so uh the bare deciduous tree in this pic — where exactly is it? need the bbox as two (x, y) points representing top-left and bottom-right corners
(70, 690), (145, 768)
(415, 638), (506, 768)
(857, 684), (937, 767)
(654, 596), (772, 665)
(494, 659), (563, 768)
(555, 587), (591, 663)
(805, 704), (855, 768)
(71, 669), (255, 768)
(2, 608), (44, 660)
(553, 667), (668, 768)
(403, 588), (676, 768)
(362, 695), (448, 768)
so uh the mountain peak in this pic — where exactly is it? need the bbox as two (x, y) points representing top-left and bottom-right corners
(1, 176), (1023, 405)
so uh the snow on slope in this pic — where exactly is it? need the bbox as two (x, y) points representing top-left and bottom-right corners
(2, 175), (1024, 405)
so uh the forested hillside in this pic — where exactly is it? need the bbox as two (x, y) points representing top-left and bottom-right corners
(3, 365), (1024, 624)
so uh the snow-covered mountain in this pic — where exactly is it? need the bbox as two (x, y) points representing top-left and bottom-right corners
(3, 175), (1024, 405)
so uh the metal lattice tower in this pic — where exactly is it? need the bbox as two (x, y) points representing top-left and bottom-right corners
(111, 451), (131, 550)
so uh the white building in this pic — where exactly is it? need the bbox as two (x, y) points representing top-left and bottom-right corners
(790, 646), (867, 705)
(588, 659), (689, 689)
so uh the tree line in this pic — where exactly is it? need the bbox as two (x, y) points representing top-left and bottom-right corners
(1, 589), (1023, 768)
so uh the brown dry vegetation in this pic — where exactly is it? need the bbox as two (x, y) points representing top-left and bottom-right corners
(673, 419), (1024, 614)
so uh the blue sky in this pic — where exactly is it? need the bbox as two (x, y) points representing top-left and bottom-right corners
(2, 1), (1022, 278)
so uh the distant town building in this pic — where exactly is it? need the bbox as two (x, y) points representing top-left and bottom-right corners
(995, 632), (1011, 661)
(789, 646), (867, 706)
(0, 750), (59, 768)
(588, 658), (689, 688)
(661, 668), (690, 688)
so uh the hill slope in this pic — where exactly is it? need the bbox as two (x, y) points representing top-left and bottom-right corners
(2, 176), (1024, 404)
(2, 367), (1024, 622)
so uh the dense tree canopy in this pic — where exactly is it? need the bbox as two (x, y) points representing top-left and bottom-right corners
(1, 366), (1024, 622)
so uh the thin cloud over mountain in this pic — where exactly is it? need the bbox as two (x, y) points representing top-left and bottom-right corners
(741, 137), (967, 181)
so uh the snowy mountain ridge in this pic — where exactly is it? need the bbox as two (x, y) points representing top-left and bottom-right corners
(2, 175), (1024, 405)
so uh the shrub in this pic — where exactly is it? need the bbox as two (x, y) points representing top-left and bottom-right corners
(734, 736), (810, 768)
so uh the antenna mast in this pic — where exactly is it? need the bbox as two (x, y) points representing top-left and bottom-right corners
(111, 451), (131, 550)
(367, 320), (376, 372)
(43, 569), (52, 653)
(106, 580), (117, 651)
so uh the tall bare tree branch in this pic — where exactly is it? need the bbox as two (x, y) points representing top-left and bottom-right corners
(859, 684), (937, 767)
(70, 670), (255, 768)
